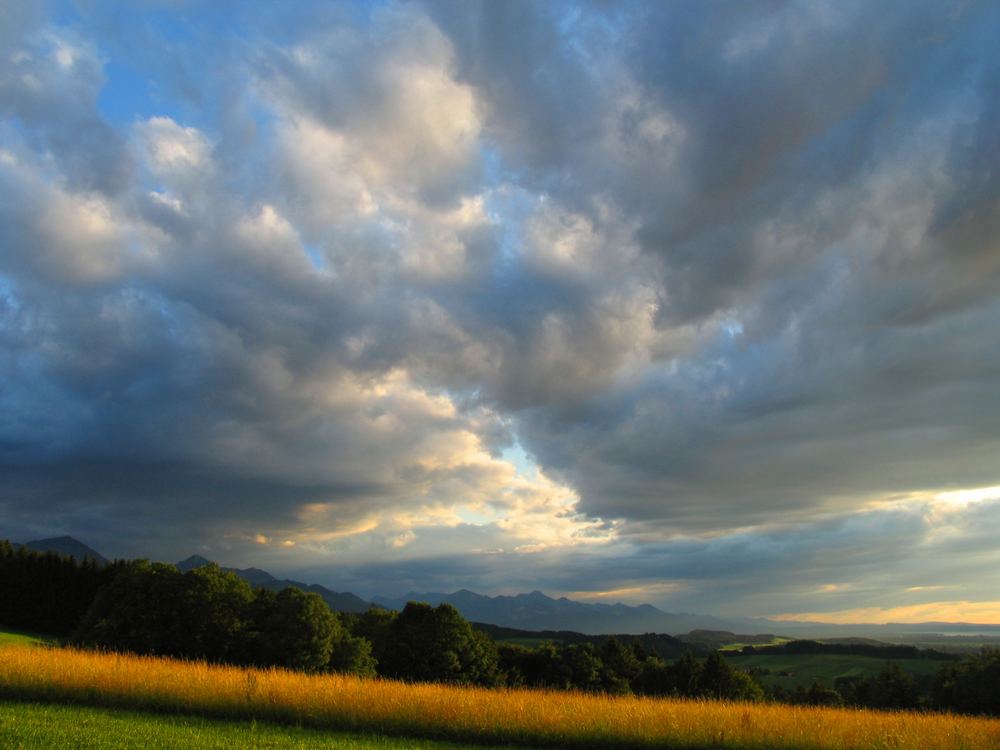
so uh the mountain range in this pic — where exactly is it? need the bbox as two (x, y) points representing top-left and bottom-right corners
(12, 536), (1000, 638)
(371, 589), (741, 634)
(175, 554), (370, 613)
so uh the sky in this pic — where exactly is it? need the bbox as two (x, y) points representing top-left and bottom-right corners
(2, 0), (1000, 623)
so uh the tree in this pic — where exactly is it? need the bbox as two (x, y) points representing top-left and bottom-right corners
(836, 662), (920, 710)
(246, 587), (338, 672)
(73, 561), (254, 662)
(632, 656), (674, 696)
(558, 643), (604, 692)
(671, 651), (702, 697)
(868, 662), (920, 710)
(497, 642), (564, 688)
(0, 540), (122, 636)
(933, 648), (1000, 716)
(375, 602), (500, 686)
(182, 564), (257, 661)
(351, 606), (397, 670)
(598, 637), (643, 694)
(328, 630), (377, 677)
(72, 561), (379, 677)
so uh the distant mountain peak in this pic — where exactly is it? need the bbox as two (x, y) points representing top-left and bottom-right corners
(370, 587), (734, 635)
(175, 554), (213, 571)
(450, 588), (486, 600)
(24, 536), (109, 565)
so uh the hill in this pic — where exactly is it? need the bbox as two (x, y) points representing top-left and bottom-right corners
(473, 622), (706, 658)
(678, 629), (788, 650)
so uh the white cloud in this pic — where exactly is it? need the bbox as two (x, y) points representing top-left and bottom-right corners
(133, 116), (212, 186)
(2, 1), (999, 616)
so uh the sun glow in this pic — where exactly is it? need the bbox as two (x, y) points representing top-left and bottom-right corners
(774, 600), (1000, 625)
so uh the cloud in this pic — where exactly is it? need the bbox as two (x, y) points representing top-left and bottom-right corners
(257, 4), (484, 209)
(0, 25), (132, 193)
(1, 1), (999, 617)
(775, 601), (1000, 626)
(294, 493), (1000, 616)
(133, 116), (213, 184)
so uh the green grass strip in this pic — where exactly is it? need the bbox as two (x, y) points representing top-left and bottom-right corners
(0, 700), (517, 750)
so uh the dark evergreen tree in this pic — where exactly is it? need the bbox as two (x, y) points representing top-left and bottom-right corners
(598, 637), (643, 694)
(868, 662), (920, 710)
(0, 540), (123, 636)
(696, 653), (762, 701)
(671, 651), (703, 697)
(632, 656), (675, 696)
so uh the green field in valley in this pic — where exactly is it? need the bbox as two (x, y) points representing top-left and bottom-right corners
(0, 701), (508, 750)
(724, 653), (943, 688)
(717, 636), (792, 652)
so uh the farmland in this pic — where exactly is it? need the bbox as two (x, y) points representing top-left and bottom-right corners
(717, 637), (792, 652)
(724, 652), (943, 689)
(2, 644), (999, 749)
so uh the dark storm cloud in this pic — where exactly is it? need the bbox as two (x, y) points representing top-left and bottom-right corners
(430, 0), (999, 319)
(2, 0), (1000, 615)
(414, 0), (1000, 530)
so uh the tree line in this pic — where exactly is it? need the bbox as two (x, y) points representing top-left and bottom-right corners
(1, 540), (997, 715)
(763, 653), (1000, 716)
(475, 622), (701, 659)
(0, 540), (123, 635)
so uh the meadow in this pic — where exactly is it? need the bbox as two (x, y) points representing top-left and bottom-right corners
(724, 653), (943, 689)
(717, 637), (792, 652)
(2, 644), (999, 750)
(0, 700), (499, 750)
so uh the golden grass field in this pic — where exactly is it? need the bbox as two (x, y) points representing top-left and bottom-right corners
(1, 645), (999, 749)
